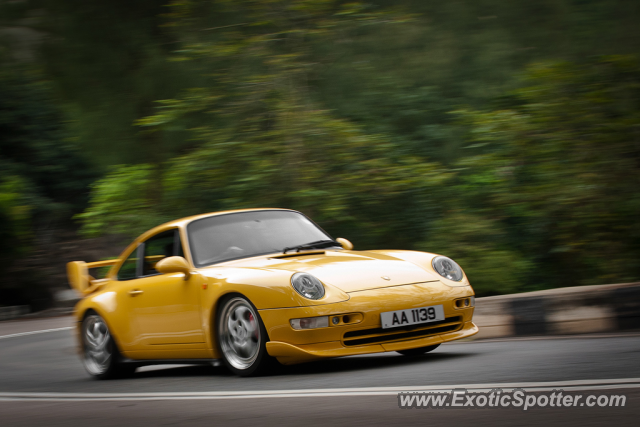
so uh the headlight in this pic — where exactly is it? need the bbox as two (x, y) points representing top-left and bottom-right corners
(432, 256), (464, 282)
(291, 273), (325, 300)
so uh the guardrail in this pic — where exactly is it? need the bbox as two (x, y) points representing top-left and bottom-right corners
(474, 282), (640, 338)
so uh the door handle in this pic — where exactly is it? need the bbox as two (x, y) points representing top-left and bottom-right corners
(128, 289), (144, 296)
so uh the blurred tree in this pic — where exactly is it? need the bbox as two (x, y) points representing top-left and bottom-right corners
(77, 3), (640, 296)
(0, 175), (32, 267)
(0, 0), (201, 169)
(316, 0), (640, 163)
(3, 0), (640, 299)
(78, 0), (446, 249)
(0, 66), (94, 307)
(423, 56), (640, 293)
(421, 213), (532, 296)
(4, 0), (639, 168)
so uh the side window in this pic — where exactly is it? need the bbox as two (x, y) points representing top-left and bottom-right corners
(117, 247), (139, 281)
(142, 229), (184, 277)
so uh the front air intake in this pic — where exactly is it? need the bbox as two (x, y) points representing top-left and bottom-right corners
(342, 316), (463, 346)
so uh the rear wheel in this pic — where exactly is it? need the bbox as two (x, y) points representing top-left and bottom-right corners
(397, 344), (441, 356)
(217, 295), (273, 376)
(81, 313), (134, 379)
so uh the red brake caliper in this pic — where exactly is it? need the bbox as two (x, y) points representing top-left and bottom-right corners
(249, 313), (258, 338)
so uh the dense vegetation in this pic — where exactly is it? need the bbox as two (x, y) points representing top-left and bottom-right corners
(1, 0), (639, 307)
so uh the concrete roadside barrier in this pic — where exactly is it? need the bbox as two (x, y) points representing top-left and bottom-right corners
(473, 282), (640, 339)
(3, 283), (640, 339)
(0, 306), (30, 321)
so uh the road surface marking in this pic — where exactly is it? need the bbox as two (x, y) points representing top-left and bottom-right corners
(1, 378), (639, 401)
(0, 327), (73, 340)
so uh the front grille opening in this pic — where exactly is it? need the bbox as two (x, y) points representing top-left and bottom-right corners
(342, 316), (463, 347)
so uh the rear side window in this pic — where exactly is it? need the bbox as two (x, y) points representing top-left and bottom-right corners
(117, 247), (139, 281)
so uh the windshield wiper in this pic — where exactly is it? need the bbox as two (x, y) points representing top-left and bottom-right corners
(282, 239), (340, 254)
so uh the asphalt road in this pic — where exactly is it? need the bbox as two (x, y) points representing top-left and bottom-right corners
(1, 322), (639, 426)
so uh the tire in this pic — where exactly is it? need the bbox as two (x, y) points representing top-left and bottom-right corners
(217, 295), (274, 376)
(397, 344), (441, 356)
(81, 313), (134, 380)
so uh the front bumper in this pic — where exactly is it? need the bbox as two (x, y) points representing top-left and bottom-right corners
(259, 281), (477, 364)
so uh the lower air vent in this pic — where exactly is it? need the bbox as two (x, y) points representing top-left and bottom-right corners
(342, 316), (463, 347)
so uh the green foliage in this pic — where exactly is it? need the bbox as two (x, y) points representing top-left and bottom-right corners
(79, 0), (444, 247)
(0, 175), (33, 260)
(315, 0), (640, 163)
(81, 106), (448, 247)
(0, 70), (93, 218)
(0, 67), (93, 306)
(4, 0), (640, 301)
(420, 214), (532, 296)
(423, 56), (640, 292)
(76, 2), (640, 296)
(76, 165), (169, 238)
(12, 0), (202, 169)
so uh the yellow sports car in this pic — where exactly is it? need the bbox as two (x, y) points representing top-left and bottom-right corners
(68, 209), (478, 378)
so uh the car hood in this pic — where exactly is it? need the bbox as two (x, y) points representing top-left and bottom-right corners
(225, 250), (440, 293)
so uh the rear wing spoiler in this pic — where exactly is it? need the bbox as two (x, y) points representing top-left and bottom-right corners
(67, 259), (119, 296)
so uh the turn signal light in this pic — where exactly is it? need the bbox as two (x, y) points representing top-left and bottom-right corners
(290, 316), (329, 330)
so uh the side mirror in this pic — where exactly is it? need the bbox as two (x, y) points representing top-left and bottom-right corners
(156, 256), (191, 280)
(336, 237), (353, 250)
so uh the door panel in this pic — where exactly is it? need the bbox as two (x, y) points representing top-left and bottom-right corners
(125, 272), (205, 346)
(117, 228), (205, 351)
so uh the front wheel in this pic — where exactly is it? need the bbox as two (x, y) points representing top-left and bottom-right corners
(81, 313), (134, 379)
(217, 295), (274, 376)
(397, 344), (441, 356)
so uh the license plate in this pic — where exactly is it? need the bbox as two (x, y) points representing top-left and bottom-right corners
(380, 305), (445, 329)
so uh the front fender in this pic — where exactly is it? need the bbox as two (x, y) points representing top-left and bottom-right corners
(367, 250), (472, 288)
(200, 267), (350, 310)
(198, 267), (350, 358)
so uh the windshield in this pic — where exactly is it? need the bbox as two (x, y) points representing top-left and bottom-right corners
(187, 210), (334, 267)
